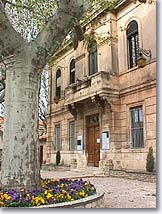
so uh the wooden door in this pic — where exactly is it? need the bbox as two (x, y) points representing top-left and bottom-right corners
(86, 115), (100, 166)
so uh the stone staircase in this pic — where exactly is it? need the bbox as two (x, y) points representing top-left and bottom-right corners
(41, 163), (70, 171)
(71, 166), (104, 177)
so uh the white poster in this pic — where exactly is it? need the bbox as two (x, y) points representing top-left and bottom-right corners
(102, 131), (110, 150)
(97, 138), (100, 143)
(77, 135), (83, 151)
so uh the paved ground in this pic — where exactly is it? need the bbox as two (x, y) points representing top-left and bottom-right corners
(41, 168), (156, 208)
(86, 177), (156, 208)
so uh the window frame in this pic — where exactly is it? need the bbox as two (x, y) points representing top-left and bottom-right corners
(70, 59), (75, 84)
(69, 121), (75, 151)
(126, 20), (139, 69)
(130, 106), (144, 149)
(56, 69), (61, 98)
(88, 40), (98, 76)
(54, 124), (61, 151)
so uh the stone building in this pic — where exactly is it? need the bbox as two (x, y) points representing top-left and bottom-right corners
(45, 0), (156, 171)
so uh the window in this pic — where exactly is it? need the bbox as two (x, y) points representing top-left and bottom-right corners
(130, 106), (144, 148)
(56, 69), (61, 98)
(55, 124), (61, 151)
(69, 121), (75, 151)
(126, 20), (139, 69)
(88, 40), (98, 75)
(70, 59), (75, 84)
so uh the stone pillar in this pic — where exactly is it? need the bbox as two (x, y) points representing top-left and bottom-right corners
(103, 159), (113, 176)
(70, 158), (77, 169)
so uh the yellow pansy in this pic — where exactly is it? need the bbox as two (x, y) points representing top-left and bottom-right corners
(44, 190), (48, 195)
(46, 192), (53, 200)
(0, 201), (4, 206)
(32, 196), (45, 206)
(40, 197), (45, 204)
(60, 183), (64, 188)
(58, 194), (64, 199)
(4, 194), (11, 201)
(62, 190), (66, 194)
(67, 194), (72, 201)
(52, 178), (58, 182)
(79, 190), (86, 197)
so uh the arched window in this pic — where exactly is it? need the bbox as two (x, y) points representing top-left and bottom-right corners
(70, 59), (75, 84)
(126, 20), (139, 69)
(56, 69), (61, 98)
(88, 40), (98, 76)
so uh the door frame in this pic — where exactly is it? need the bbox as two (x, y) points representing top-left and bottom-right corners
(86, 114), (100, 166)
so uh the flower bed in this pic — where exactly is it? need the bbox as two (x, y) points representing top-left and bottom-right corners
(0, 178), (96, 207)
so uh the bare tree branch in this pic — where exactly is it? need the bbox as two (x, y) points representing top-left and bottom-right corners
(31, 0), (90, 69)
(0, 2), (25, 58)
(0, 89), (5, 103)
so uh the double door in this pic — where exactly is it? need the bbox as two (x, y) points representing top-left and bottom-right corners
(86, 115), (100, 166)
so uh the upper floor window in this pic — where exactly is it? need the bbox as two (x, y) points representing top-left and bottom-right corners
(88, 40), (98, 76)
(69, 121), (75, 151)
(56, 69), (61, 98)
(130, 106), (144, 148)
(55, 124), (61, 151)
(70, 59), (75, 84)
(126, 20), (139, 69)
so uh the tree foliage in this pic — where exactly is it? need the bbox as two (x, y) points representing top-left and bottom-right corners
(1, 0), (121, 42)
(3, 0), (57, 41)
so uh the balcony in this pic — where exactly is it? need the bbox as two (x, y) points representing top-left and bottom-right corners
(64, 71), (119, 113)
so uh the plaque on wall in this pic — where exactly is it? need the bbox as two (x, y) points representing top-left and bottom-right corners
(77, 135), (83, 151)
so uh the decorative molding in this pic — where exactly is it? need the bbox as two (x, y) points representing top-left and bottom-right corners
(67, 103), (83, 120)
(75, 53), (86, 62)
(67, 104), (77, 119)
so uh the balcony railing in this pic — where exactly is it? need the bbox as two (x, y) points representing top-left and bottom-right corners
(64, 71), (117, 106)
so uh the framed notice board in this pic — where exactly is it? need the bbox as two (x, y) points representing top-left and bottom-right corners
(102, 131), (110, 150)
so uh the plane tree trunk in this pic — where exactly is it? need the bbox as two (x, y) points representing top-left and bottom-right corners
(0, 0), (90, 191)
(1, 53), (41, 191)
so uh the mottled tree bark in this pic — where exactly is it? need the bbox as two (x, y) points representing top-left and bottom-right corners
(1, 53), (41, 191)
(0, 0), (89, 191)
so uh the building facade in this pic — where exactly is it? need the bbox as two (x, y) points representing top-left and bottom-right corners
(45, 0), (156, 171)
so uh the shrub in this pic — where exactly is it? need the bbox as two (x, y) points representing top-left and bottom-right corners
(56, 151), (61, 166)
(146, 146), (154, 172)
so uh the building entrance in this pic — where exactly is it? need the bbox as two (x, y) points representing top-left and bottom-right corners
(86, 114), (100, 166)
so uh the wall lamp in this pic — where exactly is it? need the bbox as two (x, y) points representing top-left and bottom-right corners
(137, 48), (152, 68)
(138, 0), (155, 4)
(138, 0), (147, 3)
